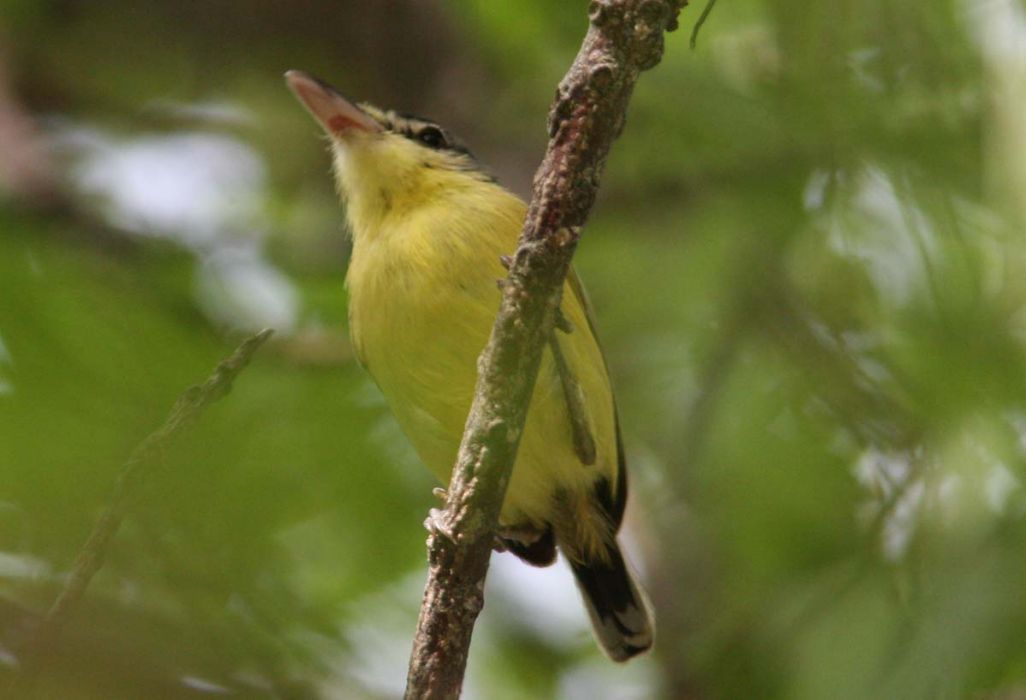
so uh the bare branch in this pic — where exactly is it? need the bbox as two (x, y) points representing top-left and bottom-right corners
(403, 2), (687, 697)
(13, 329), (274, 686)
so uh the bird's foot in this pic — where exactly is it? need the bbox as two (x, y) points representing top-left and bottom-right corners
(495, 525), (557, 566)
(495, 525), (544, 548)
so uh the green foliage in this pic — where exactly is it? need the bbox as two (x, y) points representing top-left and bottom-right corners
(2, 0), (1024, 697)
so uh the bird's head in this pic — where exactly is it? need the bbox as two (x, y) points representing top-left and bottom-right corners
(286, 70), (494, 236)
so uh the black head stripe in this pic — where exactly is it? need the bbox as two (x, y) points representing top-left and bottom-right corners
(398, 118), (472, 158)
(359, 103), (474, 158)
(414, 125), (448, 150)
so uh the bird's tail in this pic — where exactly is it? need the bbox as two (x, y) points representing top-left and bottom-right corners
(569, 541), (654, 662)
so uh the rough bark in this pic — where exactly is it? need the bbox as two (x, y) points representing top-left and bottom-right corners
(403, 2), (687, 698)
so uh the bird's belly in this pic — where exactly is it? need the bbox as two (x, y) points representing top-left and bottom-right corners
(353, 274), (497, 478)
(347, 240), (615, 534)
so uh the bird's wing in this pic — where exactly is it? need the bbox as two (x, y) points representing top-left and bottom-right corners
(564, 266), (628, 528)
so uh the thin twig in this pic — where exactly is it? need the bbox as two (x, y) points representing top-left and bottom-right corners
(403, 2), (687, 698)
(13, 329), (273, 684)
(690, 0), (718, 48)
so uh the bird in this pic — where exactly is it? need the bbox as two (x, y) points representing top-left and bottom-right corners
(285, 69), (653, 661)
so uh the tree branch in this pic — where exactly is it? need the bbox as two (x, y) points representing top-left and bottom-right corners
(403, 2), (686, 698)
(13, 329), (273, 685)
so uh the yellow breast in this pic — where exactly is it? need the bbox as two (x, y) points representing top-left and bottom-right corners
(344, 176), (618, 537)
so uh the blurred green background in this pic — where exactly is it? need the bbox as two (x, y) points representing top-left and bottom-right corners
(2, 0), (1025, 698)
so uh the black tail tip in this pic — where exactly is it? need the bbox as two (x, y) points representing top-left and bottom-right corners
(570, 548), (655, 662)
(590, 601), (655, 662)
(609, 639), (653, 663)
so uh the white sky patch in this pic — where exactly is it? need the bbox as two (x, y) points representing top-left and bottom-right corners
(803, 168), (832, 212)
(970, 0), (1026, 223)
(142, 99), (256, 127)
(0, 551), (50, 580)
(65, 129), (266, 247)
(985, 462), (1020, 513)
(847, 46), (885, 93)
(179, 676), (232, 695)
(558, 655), (660, 700)
(968, 0), (1026, 64)
(338, 570), (424, 699)
(826, 166), (937, 308)
(882, 478), (925, 561)
(485, 551), (591, 647)
(854, 448), (912, 500)
(195, 243), (299, 333)
(55, 119), (299, 333)
(855, 419), (1026, 561)
(852, 448), (924, 561)
(1007, 410), (1026, 454)
(335, 550), (607, 699)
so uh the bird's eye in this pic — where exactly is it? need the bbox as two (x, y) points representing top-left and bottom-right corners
(417, 126), (446, 150)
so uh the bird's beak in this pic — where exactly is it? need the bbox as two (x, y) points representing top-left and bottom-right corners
(285, 70), (382, 137)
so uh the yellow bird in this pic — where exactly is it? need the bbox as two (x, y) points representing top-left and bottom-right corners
(286, 70), (653, 661)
